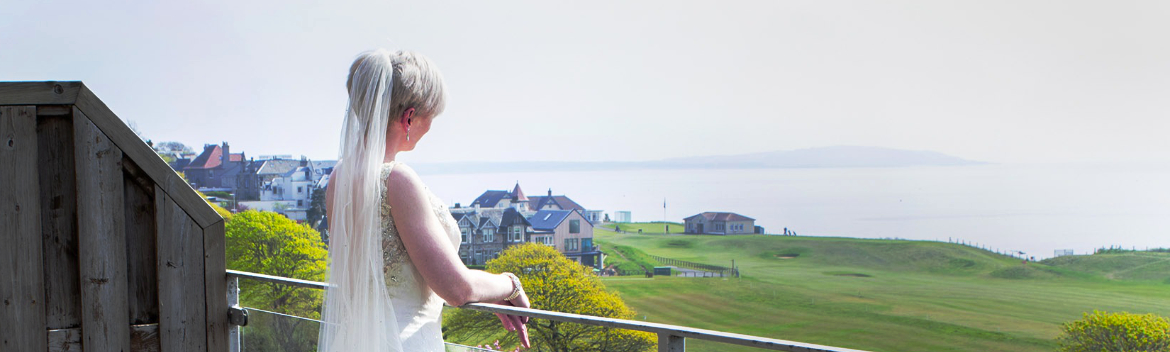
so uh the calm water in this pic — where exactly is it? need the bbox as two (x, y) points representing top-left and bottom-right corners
(421, 163), (1170, 259)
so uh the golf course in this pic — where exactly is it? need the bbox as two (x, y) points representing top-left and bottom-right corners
(594, 223), (1170, 352)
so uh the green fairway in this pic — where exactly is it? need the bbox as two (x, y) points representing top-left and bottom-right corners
(594, 226), (1170, 352)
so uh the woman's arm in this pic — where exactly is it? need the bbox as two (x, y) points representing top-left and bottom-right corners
(384, 163), (517, 306)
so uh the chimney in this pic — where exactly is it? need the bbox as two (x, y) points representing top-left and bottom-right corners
(547, 188), (552, 197)
(454, 203), (461, 208)
(221, 142), (230, 165)
(300, 156), (308, 167)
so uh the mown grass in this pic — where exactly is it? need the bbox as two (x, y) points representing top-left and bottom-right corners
(593, 226), (1170, 352)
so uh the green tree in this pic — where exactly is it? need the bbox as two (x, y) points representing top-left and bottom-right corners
(1057, 311), (1170, 352)
(226, 210), (328, 352)
(445, 243), (655, 352)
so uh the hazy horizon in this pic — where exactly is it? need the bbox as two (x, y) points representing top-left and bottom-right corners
(4, 1), (1169, 165)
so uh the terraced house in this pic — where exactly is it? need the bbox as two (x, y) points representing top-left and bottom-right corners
(450, 207), (531, 265)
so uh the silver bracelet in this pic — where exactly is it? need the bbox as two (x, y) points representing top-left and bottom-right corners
(502, 272), (522, 302)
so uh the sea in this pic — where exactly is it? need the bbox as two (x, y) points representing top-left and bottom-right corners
(419, 162), (1170, 259)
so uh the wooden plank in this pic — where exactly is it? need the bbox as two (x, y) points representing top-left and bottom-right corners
(37, 114), (82, 330)
(73, 108), (131, 351)
(0, 106), (48, 352)
(48, 324), (162, 352)
(74, 84), (222, 228)
(124, 156), (159, 325)
(0, 81), (82, 105)
(204, 219), (229, 352)
(156, 189), (208, 351)
(37, 105), (73, 117)
(46, 327), (81, 352)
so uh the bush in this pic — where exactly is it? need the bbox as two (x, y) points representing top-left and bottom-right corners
(1057, 311), (1170, 352)
(445, 243), (655, 352)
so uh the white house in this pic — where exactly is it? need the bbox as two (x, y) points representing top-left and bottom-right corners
(254, 157), (335, 221)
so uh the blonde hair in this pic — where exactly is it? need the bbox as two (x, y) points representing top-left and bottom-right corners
(347, 50), (447, 121)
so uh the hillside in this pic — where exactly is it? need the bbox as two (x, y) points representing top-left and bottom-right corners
(593, 226), (1170, 352)
(1042, 252), (1170, 283)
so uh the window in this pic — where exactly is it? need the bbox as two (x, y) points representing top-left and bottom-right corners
(297, 200), (303, 207)
(569, 220), (580, 234)
(461, 229), (469, 243)
(565, 238), (579, 251)
(297, 186), (303, 193)
(511, 227), (523, 241)
(533, 236), (554, 247)
(484, 229), (495, 243)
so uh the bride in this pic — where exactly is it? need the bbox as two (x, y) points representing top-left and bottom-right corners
(318, 49), (532, 351)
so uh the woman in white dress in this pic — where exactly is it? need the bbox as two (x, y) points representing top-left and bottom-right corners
(318, 49), (532, 352)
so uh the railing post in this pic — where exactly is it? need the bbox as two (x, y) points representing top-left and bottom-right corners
(658, 333), (685, 352)
(228, 276), (241, 352)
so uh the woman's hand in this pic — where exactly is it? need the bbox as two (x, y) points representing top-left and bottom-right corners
(492, 288), (531, 349)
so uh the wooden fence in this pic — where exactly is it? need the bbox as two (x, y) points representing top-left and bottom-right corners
(648, 254), (739, 277)
(0, 82), (227, 352)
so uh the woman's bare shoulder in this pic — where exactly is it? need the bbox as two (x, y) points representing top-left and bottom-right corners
(384, 163), (427, 205)
(385, 162), (422, 186)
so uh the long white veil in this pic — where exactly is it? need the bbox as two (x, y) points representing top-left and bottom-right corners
(318, 50), (403, 352)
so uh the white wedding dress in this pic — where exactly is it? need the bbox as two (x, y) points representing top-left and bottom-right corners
(378, 162), (462, 351)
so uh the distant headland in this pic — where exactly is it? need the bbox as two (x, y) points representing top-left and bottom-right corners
(412, 146), (987, 175)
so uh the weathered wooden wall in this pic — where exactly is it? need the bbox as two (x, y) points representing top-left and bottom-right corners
(0, 82), (226, 352)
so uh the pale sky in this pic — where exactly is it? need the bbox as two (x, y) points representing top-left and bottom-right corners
(4, 0), (1168, 164)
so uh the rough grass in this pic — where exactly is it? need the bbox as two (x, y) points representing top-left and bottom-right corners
(593, 225), (1170, 352)
(1042, 252), (1170, 282)
(598, 242), (657, 273)
(599, 221), (686, 234)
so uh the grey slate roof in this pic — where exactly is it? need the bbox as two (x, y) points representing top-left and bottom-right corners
(527, 195), (585, 212)
(499, 207), (531, 228)
(256, 159), (303, 175)
(311, 160), (337, 170)
(470, 190), (510, 208)
(527, 210), (574, 231)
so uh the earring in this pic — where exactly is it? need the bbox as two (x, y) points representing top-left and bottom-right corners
(406, 128), (411, 142)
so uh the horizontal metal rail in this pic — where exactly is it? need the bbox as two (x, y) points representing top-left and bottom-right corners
(224, 270), (871, 352)
(227, 269), (328, 289)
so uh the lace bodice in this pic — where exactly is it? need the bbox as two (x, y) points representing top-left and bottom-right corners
(377, 162), (462, 351)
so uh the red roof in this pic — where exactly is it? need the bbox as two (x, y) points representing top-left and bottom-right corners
(185, 145), (223, 169)
(511, 183), (528, 202)
(228, 153), (244, 162)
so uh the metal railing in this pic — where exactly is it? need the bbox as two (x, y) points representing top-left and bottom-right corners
(225, 270), (871, 352)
